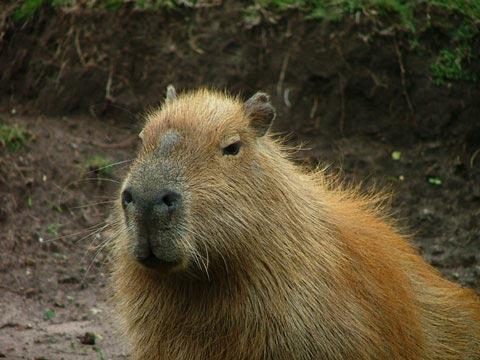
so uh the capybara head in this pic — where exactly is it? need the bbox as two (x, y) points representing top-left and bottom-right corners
(117, 87), (279, 276)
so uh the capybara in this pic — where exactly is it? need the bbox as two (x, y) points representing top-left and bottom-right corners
(111, 87), (480, 360)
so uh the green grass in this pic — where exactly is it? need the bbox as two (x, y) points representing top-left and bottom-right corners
(429, 21), (478, 85)
(252, 0), (412, 25)
(258, 0), (480, 29)
(12, 0), (178, 20)
(85, 155), (114, 177)
(12, 0), (46, 22)
(430, 45), (477, 85)
(43, 308), (56, 320)
(0, 123), (32, 151)
(11, 0), (480, 23)
(430, 0), (480, 22)
(94, 345), (107, 360)
(110, 0), (177, 11)
(12, 0), (74, 21)
(46, 223), (61, 236)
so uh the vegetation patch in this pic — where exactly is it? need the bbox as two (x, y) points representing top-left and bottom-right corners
(429, 21), (478, 85)
(256, 1), (480, 86)
(43, 308), (56, 321)
(11, 0), (480, 23)
(257, 0), (480, 28)
(0, 122), (32, 151)
(430, 45), (477, 85)
(12, 0), (179, 21)
(46, 223), (62, 237)
(85, 155), (114, 178)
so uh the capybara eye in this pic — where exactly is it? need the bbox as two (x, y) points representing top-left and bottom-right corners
(222, 141), (241, 156)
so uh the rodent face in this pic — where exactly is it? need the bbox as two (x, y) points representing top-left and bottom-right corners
(118, 89), (275, 275)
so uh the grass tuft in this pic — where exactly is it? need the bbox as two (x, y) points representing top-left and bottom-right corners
(85, 155), (115, 178)
(12, 0), (179, 20)
(0, 123), (32, 151)
(12, 0), (46, 22)
(430, 46), (477, 85)
(11, 0), (480, 25)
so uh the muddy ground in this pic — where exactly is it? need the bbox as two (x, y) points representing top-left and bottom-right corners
(0, 2), (479, 359)
(0, 109), (478, 359)
(0, 114), (132, 359)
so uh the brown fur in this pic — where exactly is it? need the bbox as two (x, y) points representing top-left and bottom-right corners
(111, 89), (480, 360)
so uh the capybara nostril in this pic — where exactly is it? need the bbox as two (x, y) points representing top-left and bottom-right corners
(160, 191), (180, 211)
(121, 188), (134, 209)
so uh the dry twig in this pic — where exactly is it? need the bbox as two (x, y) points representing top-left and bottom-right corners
(277, 50), (291, 97)
(75, 28), (87, 67)
(394, 37), (415, 120)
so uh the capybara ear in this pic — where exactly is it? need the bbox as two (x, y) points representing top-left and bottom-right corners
(244, 92), (276, 137)
(165, 84), (177, 103)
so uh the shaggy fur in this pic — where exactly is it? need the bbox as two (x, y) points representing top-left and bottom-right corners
(111, 89), (480, 360)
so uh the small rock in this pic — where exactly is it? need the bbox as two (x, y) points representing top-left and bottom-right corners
(89, 307), (102, 316)
(58, 276), (80, 284)
(79, 332), (96, 345)
(24, 257), (36, 266)
(54, 299), (65, 308)
(421, 208), (433, 216)
(24, 177), (34, 187)
(0, 208), (7, 222)
(24, 288), (39, 298)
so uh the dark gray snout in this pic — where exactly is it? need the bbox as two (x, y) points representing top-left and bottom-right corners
(121, 186), (184, 268)
(122, 188), (181, 218)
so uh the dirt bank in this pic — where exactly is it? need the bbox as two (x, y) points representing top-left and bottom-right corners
(1, 1), (479, 145)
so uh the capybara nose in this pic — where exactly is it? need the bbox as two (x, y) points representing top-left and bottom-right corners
(122, 187), (181, 218)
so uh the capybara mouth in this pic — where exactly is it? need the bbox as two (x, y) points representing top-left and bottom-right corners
(133, 236), (184, 270)
(137, 253), (180, 269)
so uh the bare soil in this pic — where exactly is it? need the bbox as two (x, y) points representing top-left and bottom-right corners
(0, 109), (478, 359)
(0, 114), (133, 359)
